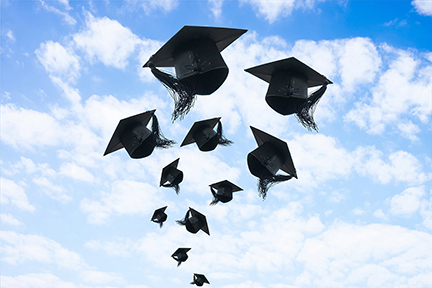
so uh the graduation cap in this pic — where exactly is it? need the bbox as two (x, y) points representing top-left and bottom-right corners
(180, 117), (232, 152)
(176, 207), (210, 235)
(160, 158), (184, 194)
(151, 206), (168, 228)
(191, 274), (210, 286)
(247, 126), (297, 199)
(171, 247), (191, 267)
(245, 57), (332, 131)
(104, 109), (175, 159)
(209, 180), (243, 205)
(143, 26), (247, 122)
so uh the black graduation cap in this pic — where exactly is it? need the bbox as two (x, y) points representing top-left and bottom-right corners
(160, 158), (184, 194)
(191, 273), (210, 286)
(180, 117), (232, 152)
(176, 207), (210, 235)
(245, 57), (332, 131)
(143, 26), (247, 122)
(209, 180), (243, 205)
(104, 109), (175, 159)
(247, 126), (297, 199)
(171, 247), (191, 267)
(151, 206), (168, 228)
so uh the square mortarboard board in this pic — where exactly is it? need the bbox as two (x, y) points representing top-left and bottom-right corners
(160, 158), (183, 186)
(103, 109), (155, 156)
(192, 273), (210, 286)
(244, 57), (332, 88)
(180, 117), (220, 151)
(249, 126), (297, 179)
(143, 26), (247, 69)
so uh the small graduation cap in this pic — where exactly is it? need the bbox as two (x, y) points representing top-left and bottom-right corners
(245, 57), (332, 131)
(143, 26), (247, 122)
(247, 126), (297, 199)
(171, 247), (191, 267)
(180, 117), (233, 152)
(104, 109), (175, 159)
(160, 158), (184, 194)
(176, 207), (210, 235)
(191, 273), (210, 286)
(151, 206), (168, 228)
(209, 180), (243, 205)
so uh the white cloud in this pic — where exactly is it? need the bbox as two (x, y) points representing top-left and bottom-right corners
(208, 0), (224, 18)
(373, 209), (388, 220)
(39, 0), (76, 25)
(1, 213), (23, 226)
(126, 0), (178, 14)
(5, 30), (15, 42)
(73, 12), (142, 69)
(0, 178), (35, 212)
(0, 231), (88, 270)
(32, 176), (71, 203)
(412, 0), (432, 16)
(1, 273), (78, 288)
(390, 186), (425, 216)
(59, 162), (95, 183)
(35, 41), (80, 82)
(397, 120), (420, 141)
(80, 270), (124, 284)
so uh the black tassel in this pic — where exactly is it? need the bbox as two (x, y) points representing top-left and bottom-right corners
(151, 114), (176, 149)
(159, 222), (163, 228)
(176, 210), (190, 226)
(177, 261), (182, 267)
(162, 183), (180, 194)
(209, 187), (219, 206)
(190, 281), (195, 285)
(258, 174), (293, 200)
(148, 61), (196, 122)
(216, 120), (233, 146)
(296, 80), (330, 132)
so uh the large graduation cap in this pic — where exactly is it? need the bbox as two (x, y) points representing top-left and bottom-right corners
(247, 126), (297, 199)
(245, 57), (332, 131)
(104, 109), (175, 159)
(209, 180), (243, 205)
(191, 273), (210, 286)
(160, 158), (184, 194)
(171, 247), (191, 267)
(176, 207), (210, 236)
(180, 117), (232, 152)
(151, 206), (168, 228)
(143, 26), (247, 121)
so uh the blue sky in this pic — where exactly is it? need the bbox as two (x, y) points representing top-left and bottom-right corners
(1, 0), (431, 287)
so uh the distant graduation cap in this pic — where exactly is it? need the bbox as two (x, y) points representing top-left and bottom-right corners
(176, 207), (210, 235)
(209, 180), (243, 205)
(104, 109), (175, 159)
(160, 158), (184, 194)
(143, 26), (247, 122)
(151, 206), (168, 228)
(180, 117), (232, 152)
(191, 274), (210, 286)
(247, 126), (297, 199)
(171, 247), (191, 267)
(245, 57), (332, 131)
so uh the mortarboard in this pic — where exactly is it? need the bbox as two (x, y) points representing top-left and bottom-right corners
(209, 180), (243, 205)
(191, 273), (210, 286)
(245, 57), (332, 131)
(151, 206), (168, 228)
(180, 117), (232, 152)
(160, 158), (184, 194)
(176, 207), (210, 235)
(171, 247), (191, 267)
(247, 126), (297, 199)
(104, 110), (175, 159)
(143, 26), (247, 121)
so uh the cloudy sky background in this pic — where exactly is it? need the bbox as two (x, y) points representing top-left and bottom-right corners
(1, 0), (431, 287)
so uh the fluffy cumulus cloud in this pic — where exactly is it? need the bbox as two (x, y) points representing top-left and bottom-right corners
(390, 186), (426, 216)
(1, 273), (78, 288)
(1, 213), (23, 226)
(73, 12), (142, 69)
(411, 0), (432, 16)
(0, 178), (35, 212)
(240, 0), (327, 23)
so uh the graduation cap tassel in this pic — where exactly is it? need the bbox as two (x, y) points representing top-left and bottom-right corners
(216, 120), (233, 146)
(162, 182), (180, 194)
(258, 174), (293, 199)
(159, 222), (164, 228)
(177, 260), (182, 267)
(151, 114), (176, 148)
(209, 187), (219, 206)
(176, 210), (190, 226)
(148, 61), (196, 122)
(296, 80), (330, 132)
